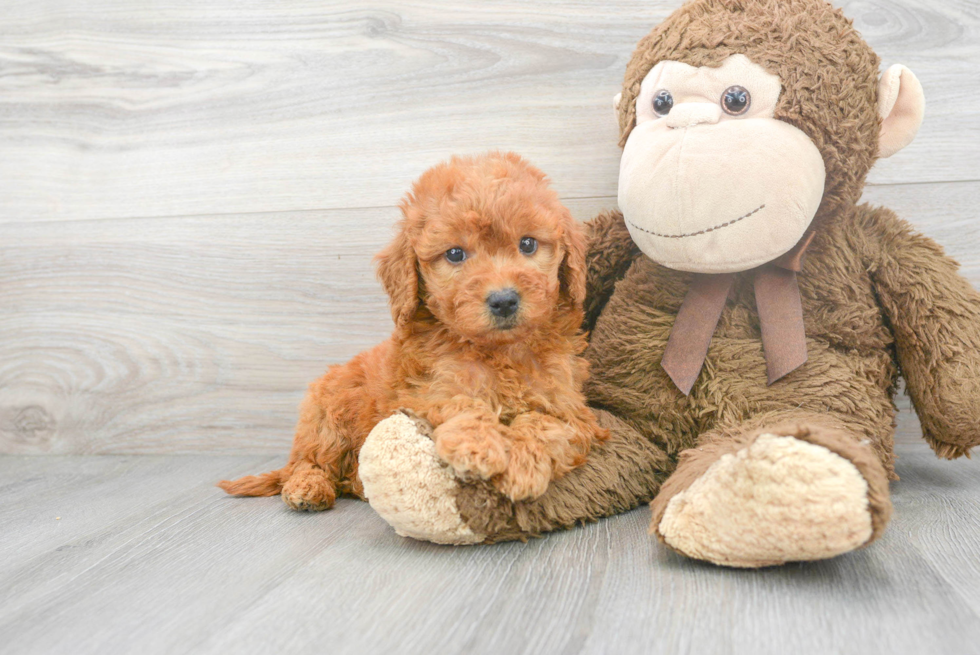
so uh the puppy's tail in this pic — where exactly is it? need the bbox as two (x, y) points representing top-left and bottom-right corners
(218, 466), (289, 497)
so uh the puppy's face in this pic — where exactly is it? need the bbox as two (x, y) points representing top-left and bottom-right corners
(376, 153), (586, 344)
(418, 202), (562, 342)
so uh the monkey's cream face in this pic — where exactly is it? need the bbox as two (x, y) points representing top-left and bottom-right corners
(618, 54), (826, 273)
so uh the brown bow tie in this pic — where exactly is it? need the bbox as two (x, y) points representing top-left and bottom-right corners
(661, 231), (815, 395)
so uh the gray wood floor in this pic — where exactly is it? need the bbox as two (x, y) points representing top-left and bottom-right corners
(1, 445), (979, 655)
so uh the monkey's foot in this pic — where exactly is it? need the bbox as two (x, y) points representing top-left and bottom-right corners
(652, 429), (891, 568)
(359, 412), (485, 545)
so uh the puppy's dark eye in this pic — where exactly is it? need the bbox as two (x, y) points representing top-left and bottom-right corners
(446, 246), (466, 264)
(445, 247), (466, 264)
(519, 237), (538, 255)
(653, 90), (674, 116)
(721, 85), (751, 115)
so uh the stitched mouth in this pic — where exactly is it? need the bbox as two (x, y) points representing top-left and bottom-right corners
(625, 204), (765, 239)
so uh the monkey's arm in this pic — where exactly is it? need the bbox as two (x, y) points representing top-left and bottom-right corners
(583, 210), (641, 334)
(862, 207), (980, 459)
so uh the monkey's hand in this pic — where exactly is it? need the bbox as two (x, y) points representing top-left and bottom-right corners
(864, 207), (980, 459)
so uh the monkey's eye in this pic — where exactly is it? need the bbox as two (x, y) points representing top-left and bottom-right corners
(721, 86), (751, 115)
(519, 237), (538, 255)
(445, 247), (466, 264)
(652, 90), (674, 116)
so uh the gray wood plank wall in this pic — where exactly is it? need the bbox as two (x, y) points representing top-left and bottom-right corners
(1, 0), (978, 454)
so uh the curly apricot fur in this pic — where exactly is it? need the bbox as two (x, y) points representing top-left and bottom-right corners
(218, 152), (608, 508)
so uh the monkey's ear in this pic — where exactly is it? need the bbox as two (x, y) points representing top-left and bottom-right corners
(374, 219), (421, 328)
(877, 64), (925, 158)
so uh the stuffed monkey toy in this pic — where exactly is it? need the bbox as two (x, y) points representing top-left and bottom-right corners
(357, 0), (980, 567)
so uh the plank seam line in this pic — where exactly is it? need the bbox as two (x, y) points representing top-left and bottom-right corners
(1, 180), (977, 228)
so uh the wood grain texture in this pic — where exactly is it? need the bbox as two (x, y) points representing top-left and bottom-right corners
(2, 185), (975, 454)
(0, 0), (977, 224)
(1, 0), (978, 455)
(1, 446), (979, 655)
(0, 198), (607, 455)
(2, 3), (978, 651)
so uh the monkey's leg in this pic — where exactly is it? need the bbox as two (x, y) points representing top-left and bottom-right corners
(649, 412), (892, 568)
(358, 409), (671, 544)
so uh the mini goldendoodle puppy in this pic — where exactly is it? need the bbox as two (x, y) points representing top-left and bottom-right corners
(219, 152), (607, 510)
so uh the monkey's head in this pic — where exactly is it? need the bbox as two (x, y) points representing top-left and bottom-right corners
(615, 0), (924, 273)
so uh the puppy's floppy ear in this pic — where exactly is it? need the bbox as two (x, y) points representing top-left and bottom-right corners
(558, 208), (587, 310)
(374, 212), (421, 328)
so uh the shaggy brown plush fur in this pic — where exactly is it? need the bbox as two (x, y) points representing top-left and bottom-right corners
(445, 0), (980, 549)
(219, 152), (606, 508)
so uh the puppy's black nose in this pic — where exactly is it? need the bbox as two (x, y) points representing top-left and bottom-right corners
(487, 288), (520, 319)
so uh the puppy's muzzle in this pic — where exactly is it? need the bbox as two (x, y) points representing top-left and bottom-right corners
(486, 288), (521, 324)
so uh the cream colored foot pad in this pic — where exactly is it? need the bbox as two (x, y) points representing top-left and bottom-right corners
(359, 413), (485, 545)
(658, 434), (873, 567)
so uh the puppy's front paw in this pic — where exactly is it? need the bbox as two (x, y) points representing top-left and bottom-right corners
(493, 439), (551, 501)
(433, 416), (508, 480)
